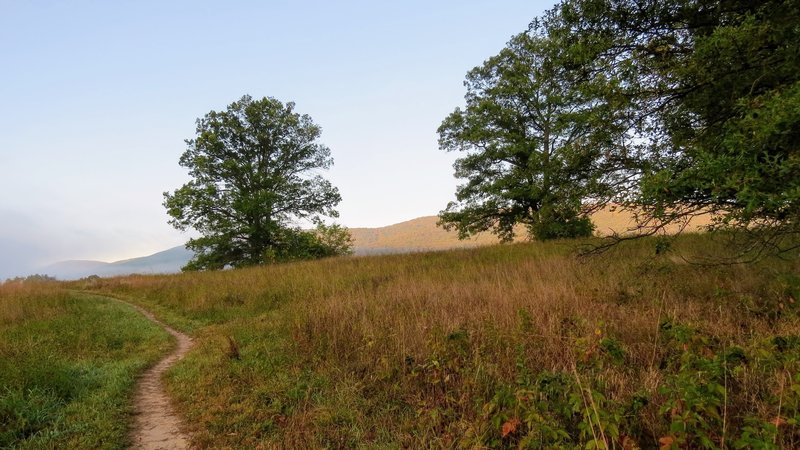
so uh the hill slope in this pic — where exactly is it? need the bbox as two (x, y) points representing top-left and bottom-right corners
(349, 216), (501, 254)
(349, 206), (712, 254)
(42, 246), (193, 280)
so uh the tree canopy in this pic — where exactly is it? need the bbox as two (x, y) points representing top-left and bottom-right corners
(441, 0), (800, 256)
(164, 95), (351, 270)
(438, 18), (629, 241)
(558, 0), (800, 255)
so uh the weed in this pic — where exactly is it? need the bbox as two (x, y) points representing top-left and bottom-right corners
(226, 335), (241, 360)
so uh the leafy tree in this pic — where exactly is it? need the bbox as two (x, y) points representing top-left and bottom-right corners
(438, 20), (629, 241)
(558, 0), (800, 256)
(164, 95), (351, 270)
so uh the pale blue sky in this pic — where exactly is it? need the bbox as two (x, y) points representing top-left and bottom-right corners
(0, 0), (553, 277)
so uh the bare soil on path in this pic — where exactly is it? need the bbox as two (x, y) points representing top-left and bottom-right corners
(124, 301), (194, 450)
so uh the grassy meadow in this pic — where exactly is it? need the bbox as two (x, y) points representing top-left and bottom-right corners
(69, 233), (800, 449)
(0, 282), (172, 449)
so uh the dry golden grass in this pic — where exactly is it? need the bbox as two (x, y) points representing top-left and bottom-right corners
(75, 233), (800, 448)
(0, 279), (70, 325)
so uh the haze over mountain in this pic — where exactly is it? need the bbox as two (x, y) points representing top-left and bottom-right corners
(33, 207), (713, 280)
(40, 246), (194, 280)
(37, 216), (503, 279)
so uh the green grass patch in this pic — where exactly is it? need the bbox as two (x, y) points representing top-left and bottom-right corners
(0, 287), (172, 449)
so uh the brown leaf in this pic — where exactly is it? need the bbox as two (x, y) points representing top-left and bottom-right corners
(771, 416), (787, 427)
(621, 435), (639, 450)
(501, 417), (521, 438)
(659, 435), (675, 450)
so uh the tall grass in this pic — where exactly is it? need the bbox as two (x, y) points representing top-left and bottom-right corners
(0, 281), (172, 449)
(79, 234), (800, 448)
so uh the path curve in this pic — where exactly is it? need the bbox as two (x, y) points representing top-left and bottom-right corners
(125, 301), (194, 450)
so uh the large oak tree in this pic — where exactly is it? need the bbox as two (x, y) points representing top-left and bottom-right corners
(438, 19), (629, 241)
(164, 95), (351, 270)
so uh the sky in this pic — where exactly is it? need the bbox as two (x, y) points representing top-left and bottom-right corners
(0, 0), (553, 278)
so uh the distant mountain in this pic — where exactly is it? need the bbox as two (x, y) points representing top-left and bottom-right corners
(41, 206), (712, 280)
(347, 206), (712, 253)
(41, 219), (490, 280)
(349, 216), (501, 254)
(42, 246), (194, 280)
(108, 245), (194, 273)
(40, 260), (111, 280)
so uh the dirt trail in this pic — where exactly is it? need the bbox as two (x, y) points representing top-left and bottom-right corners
(126, 302), (194, 450)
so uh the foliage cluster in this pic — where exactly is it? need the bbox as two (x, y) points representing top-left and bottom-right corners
(439, 0), (800, 253)
(79, 235), (800, 448)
